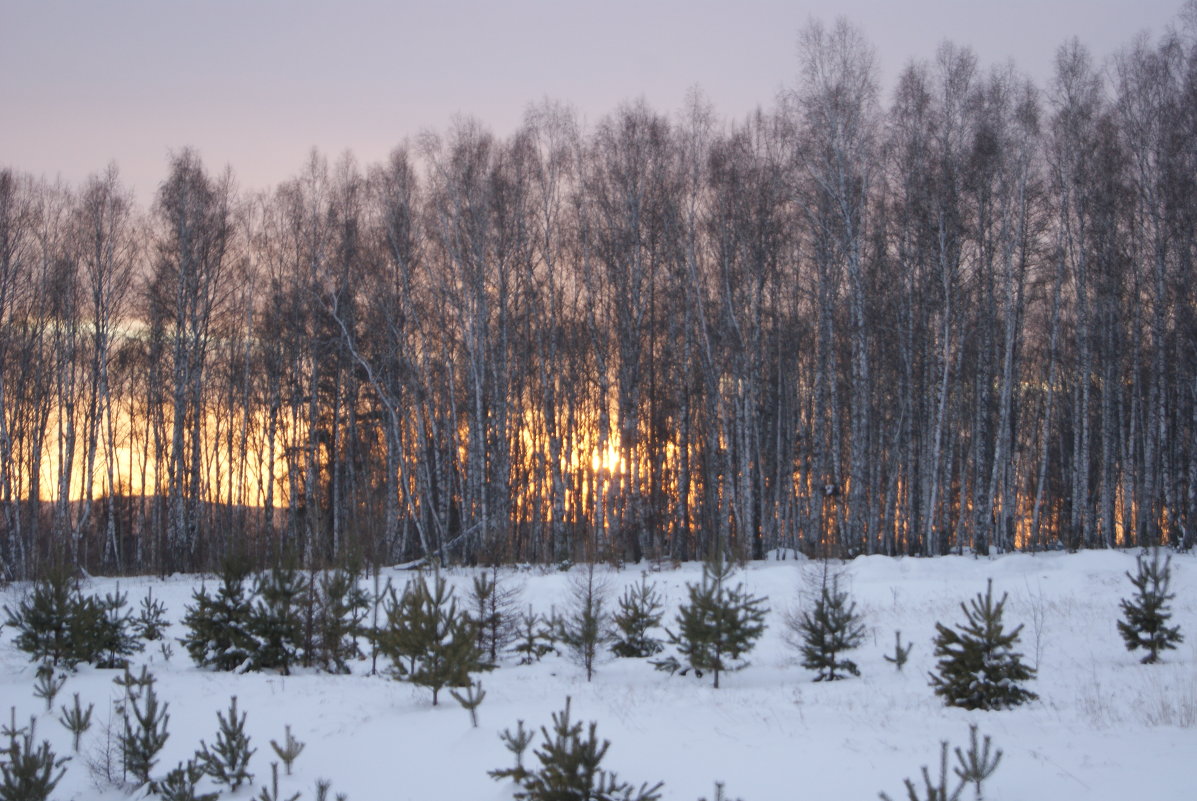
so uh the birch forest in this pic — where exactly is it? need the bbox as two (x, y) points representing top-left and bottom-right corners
(3, 14), (1197, 579)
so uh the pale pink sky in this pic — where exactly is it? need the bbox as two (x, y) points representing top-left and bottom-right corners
(1, 0), (1185, 200)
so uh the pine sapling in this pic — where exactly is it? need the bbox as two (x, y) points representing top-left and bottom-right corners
(557, 565), (612, 681)
(879, 726), (1004, 801)
(313, 567), (370, 674)
(249, 565), (309, 674)
(376, 571), (483, 705)
(449, 681), (486, 728)
(118, 665), (170, 787)
(929, 579), (1037, 710)
(32, 665), (67, 711)
(57, 692), (94, 752)
(1117, 549), (1184, 664)
(256, 762), (301, 801)
(611, 576), (665, 658)
(512, 607), (555, 664)
(953, 724), (1002, 801)
(270, 725), (305, 776)
(134, 588), (170, 641)
(1, 708), (27, 740)
(653, 559), (768, 689)
(791, 573), (865, 681)
(489, 697), (663, 801)
(0, 717), (69, 801)
(368, 570), (389, 676)
(3, 570), (90, 668)
(880, 740), (961, 801)
(95, 587), (144, 669)
(469, 567), (520, 668)
(111, 661), (153, 697)
(179, 559), (256, 672)
(314, 778), (350, 801)
(884, 630), (914, 671)
(198, 696), (255, 791)
(157, 760), (219, 801)
(700, 782), (745, 801)
(493, 720), (534, 784)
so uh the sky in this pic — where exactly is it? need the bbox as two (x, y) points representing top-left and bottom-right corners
(1, 0), (1187, 201)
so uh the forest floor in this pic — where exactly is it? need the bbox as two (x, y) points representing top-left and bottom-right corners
(2, 549), (1195, 801)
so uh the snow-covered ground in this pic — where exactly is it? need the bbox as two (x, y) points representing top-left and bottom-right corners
(3, 550), (1195, 800)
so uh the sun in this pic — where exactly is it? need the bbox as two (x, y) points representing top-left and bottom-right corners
(591, 442), (626, 476)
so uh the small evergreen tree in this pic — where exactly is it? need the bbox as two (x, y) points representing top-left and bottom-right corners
(512, 607), (556, 664)
(31, 665), (66, 711)
(270, 725), (305, 776)
(494, 719), (533, 778)
(557, 565), (611, 681)
(179, 560), (255, 672)
(469, 567), (520, 668)
(157, 760), (219, 801)
(4, 570), (85, 667)
(953, 724), (1002, 801)
(791, 574), (865, 681)
(3, 574), (140, 669)
(879, 725), (1002, 801)
(929, 579), (1037, 710)
(611, 577), (665, 658)
(93, 588), (142, 669)
(376, 572), (483, 705)
(0, 717), (69, 801)
(884, 631), (914, 671)
(699, 782), (744, 801)
(118, 665), (169, 787)
(489, 697), (664, 801)
(134, 588), (170, 641)
(197, 696), (255, 791)
(256, 762), (300, 801)
(313, 777), (348, 801)
(880, 740), (960, 801)
(652, 560), (768, 689)
(312, 567), (369, 674)
(449, 681), (486, 728)
(248, 565), (308, 674)
(57, 693), (93, 753)
(1117, 550), (1184, 664)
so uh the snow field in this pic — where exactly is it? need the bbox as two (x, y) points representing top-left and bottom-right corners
(2, 549), (1195, 800)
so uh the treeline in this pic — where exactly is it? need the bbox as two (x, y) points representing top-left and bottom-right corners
(2, 13), (1197, 578)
